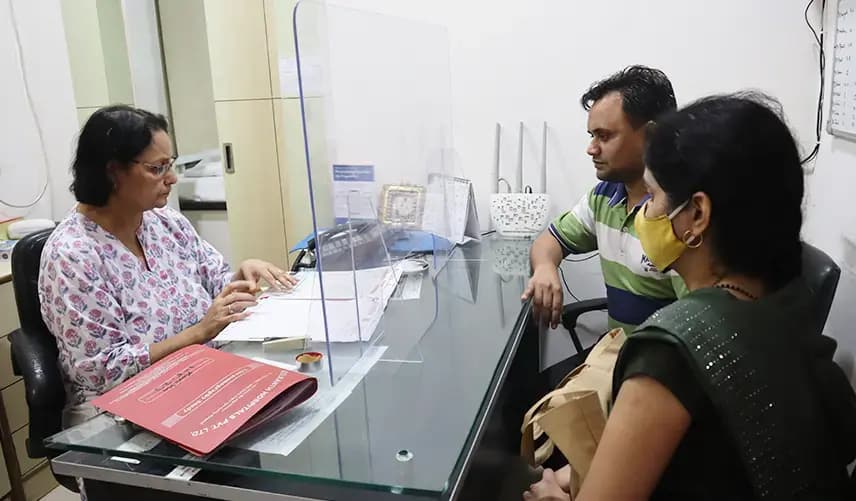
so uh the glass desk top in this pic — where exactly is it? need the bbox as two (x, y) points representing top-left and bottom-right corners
(45, 238), (533, 498)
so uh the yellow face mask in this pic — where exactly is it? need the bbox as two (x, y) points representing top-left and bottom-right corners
(634, 199), (689, 272)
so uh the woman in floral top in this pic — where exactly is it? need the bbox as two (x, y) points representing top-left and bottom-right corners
(39, 105), (296, 427)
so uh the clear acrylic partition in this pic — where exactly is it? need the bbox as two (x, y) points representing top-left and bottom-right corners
(292, 1), (457, 383)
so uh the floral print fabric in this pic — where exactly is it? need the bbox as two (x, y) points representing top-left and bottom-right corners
(39, 207), (232, 406)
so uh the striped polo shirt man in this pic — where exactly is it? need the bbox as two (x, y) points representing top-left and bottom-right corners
(550, 181), (686, 332)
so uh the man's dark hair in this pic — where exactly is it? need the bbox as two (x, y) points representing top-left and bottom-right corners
(644, 92), (803, 290)
(581, 65), (677, 127)
(70, 105), (169, 207)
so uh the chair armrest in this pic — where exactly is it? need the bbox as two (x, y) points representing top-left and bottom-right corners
(561, 298), (608, 328)
(561, 298), (608, 354)
(8, 328), (64, 458)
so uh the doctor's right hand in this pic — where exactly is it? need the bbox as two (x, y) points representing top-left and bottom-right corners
(196, 280), (258, 342)
(522, 265), (564, 329)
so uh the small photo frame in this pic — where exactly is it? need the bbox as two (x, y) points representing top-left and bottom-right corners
(380, 184), (425, 227)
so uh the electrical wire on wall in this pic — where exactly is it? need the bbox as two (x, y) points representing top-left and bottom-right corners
(558, 265), (581, 302)
(2, 0), (52, 211)
(559, 252), (599, 302)
(802, 0), (827, 169)
(564, 252), (598, 263)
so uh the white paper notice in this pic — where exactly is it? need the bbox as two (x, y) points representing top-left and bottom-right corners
(278, 55), (324, 97)
(333, 165), (376, 223)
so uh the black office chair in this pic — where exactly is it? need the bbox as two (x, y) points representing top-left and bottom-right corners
(798, 244), (856, 490)
(559, 242), (841, 356)
(800, 242), (841, 337)
(7, 228), (78, 492)
(559, 297), (608, 355)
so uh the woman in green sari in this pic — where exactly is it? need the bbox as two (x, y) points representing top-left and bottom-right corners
(525, 93), (856, 500)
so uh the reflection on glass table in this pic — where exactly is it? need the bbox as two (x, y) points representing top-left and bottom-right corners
(46, 239), (530, 498)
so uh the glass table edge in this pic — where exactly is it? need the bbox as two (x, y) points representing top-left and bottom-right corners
(42, 300), (533, 498)
(44, 437), (445, 497)
(444, 299), (533, 497)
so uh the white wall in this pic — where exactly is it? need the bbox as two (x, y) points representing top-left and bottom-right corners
(330, 0), (819, 226)
(0, 0), (78, 221)
(3, 0), (846, 373)
(800, 2), (856, 383)
(183, 210), (233, 267)
(323, 0), (824, 367)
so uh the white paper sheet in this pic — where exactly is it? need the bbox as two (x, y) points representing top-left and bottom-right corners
(270, 267), (399, 301)
(215, 299), (381, 343)
(165, 463), (202, 481)
(216, 267), (401, 343)
(390, 273), (423, 301)
(109, 430), (163, 465)
(236, 346), (387, 455)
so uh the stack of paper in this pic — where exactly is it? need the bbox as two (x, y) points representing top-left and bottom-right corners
(216, 266), (401, 343)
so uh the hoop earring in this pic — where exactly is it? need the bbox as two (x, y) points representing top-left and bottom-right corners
(682, 230), (703, 249)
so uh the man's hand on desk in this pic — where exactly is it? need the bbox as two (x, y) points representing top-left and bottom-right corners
(234, 259), (299, 292)
(522, 265), (564, 329)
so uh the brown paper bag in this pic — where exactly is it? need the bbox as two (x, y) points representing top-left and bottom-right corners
(520, 328), (626, 494)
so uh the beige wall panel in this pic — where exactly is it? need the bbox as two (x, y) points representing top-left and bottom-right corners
(158, 0), (219, 154)
(204, 0), (272, 101)
(215, 100), (287, 268)
(60, 0), (110, 108)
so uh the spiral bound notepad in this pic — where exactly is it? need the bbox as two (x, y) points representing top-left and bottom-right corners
(422, 175), (480, 245)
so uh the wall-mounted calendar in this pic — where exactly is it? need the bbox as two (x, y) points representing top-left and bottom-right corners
(829, 0), (856, 140)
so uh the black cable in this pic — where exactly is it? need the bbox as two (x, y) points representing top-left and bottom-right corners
(559, 252), (598, 300)
(802, 0), (826, 165)
(481, 229), (497, 236)
(558, 265), (581, 302)
(1, 0), (50, 210)
(563, 252), (599, 263)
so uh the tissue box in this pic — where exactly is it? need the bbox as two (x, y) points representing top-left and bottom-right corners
(0, 241), (16, 262)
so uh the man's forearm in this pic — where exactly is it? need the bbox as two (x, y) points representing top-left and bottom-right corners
(530, 232), (564, 271)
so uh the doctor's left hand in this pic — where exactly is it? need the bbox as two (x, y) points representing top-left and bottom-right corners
(234, 259), (298, 291)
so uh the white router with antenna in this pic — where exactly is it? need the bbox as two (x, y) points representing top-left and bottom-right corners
(489, 121), (551, 238)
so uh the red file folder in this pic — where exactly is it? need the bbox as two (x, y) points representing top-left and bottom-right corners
(92, 344), (317, 456)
